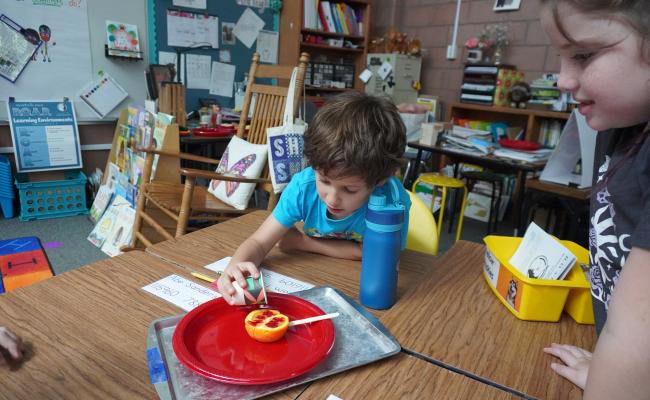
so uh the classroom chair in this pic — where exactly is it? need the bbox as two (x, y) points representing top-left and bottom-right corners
(128, 52), (310, 248)
(411, 173), (468, 243)
(406, 190), (439, 256)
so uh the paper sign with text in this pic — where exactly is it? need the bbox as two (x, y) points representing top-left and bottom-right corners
(142, 274), (220, 311)
(204, 256), (314, 294)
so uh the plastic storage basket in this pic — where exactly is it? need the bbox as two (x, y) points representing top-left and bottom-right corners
(483, 235), (594, 324)
(15, 170), (88, 221)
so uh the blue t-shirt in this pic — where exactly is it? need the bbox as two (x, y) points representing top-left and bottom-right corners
(272, 167), (411, 248)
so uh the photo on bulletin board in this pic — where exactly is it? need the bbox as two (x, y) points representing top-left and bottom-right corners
(493, 0), (521, 11)
(149, 64), (174, 99)
(221, 22), (235, 45)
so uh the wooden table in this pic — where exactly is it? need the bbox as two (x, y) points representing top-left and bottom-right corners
(0, 250), (299, 400)
(381, 241), (597, 399)
(405, 141), (547, 235)
(296, 353), (521, 399)
(144, 211), (435, 311)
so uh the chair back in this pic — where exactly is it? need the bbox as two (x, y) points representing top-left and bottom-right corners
(236, 52), (309, 208)
(406, 190), (439, 256)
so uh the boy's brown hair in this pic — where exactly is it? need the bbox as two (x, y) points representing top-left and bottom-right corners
(303, 92), (406, 186)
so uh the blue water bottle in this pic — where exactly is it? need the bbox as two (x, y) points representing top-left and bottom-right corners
(359, 179), (406, 310)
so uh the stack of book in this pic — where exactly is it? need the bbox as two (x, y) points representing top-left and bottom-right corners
(529, 75), (562, 109)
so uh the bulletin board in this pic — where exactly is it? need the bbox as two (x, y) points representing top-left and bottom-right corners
(0, 0), (150, 122)
(149, 0), (278, 113)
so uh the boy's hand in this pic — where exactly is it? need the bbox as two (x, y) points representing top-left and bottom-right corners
(214, 262), (260, 305)
(277, 228), (305, 253)
(0, 327), (24, 367)
(543, 343), (591, 389)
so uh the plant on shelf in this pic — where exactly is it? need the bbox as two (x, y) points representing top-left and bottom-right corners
(465, 24), (509, 64)
(484, 23), (509, 65)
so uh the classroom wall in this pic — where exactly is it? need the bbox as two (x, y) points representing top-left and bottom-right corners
(372, 0), (560, 115)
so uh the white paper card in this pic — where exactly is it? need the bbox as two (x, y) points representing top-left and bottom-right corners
(142, 274), (220, 311)
(186, 54), (212, 90)
(209, 61), (236, 97)
(233, 7), (265, 48)
(204, 257), (315, 294)
(540, 110), (597, 188)
(256, 30), (278, 64)
(359, 69), (373, 83)
(378, 61), (392, 80)
(509, 222), (577, 280)
(172, 0), (206, 9)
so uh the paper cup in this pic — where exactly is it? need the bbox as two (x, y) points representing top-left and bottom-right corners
(232, 274), (268, 306)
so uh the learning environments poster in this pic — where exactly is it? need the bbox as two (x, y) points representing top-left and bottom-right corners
(7, 99), (82, 172)
(0, 1), (92, 104)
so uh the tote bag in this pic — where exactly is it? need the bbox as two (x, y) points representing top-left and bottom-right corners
(266, 67), (308, 193)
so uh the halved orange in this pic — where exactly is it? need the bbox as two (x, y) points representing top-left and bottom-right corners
(244, 309), (289, 343)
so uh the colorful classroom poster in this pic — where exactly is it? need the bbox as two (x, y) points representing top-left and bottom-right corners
(105, 20), (141, 59)
(6, 99), (82, 172)
(0, 1), (92, 104)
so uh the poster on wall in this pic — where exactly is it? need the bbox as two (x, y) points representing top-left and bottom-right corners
(6, 99), (82, 173)
(0, 1), (92, 110)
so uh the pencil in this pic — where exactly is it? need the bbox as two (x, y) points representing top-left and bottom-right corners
(191, 271), (219, 283)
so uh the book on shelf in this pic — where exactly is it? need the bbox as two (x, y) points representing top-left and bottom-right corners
(319, 1), (337, 32)
(303, 0), (320, 29)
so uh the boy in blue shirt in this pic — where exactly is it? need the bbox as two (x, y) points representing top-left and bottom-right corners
(215, 92), (410, 304)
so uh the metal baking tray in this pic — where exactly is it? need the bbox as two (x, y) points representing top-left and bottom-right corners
(146, 286), (400, 400)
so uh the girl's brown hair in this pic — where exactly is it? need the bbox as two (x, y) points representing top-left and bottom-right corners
(303, 92), (406, 187)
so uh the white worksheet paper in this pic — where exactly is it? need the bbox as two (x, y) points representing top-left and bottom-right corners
(204, 257), (315, 294)
(509, 222), (576, 280)
(233, 7), (265, 48)
(172, 0), (206, 9)
(142, 274), (220, 311)
(209, 61), (236, 97)
(186, 54), (212, 89)
(256, 30), (278, 64)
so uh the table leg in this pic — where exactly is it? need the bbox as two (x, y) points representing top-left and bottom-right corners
(513, 170), (527, 236)
(406, 149), (424, 189)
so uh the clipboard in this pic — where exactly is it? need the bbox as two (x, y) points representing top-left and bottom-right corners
(0, 14), (41, 83)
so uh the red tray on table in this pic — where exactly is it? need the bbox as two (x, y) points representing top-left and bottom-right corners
(498, 138), (541, 151)
(191, 125), (236, 137)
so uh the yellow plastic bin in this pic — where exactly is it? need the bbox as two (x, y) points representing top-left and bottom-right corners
(483, 235), (594, 324)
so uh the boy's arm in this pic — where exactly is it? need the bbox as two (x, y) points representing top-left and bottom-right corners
(582, 246), (650, 399)
(216, 214), (289, 303)
(278, 228), (362, 260)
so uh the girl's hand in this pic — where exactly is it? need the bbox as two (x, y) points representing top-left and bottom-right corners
(214, 262), (260, 305)
(543, 343), (591, 389)
(0, 327), (23, 366)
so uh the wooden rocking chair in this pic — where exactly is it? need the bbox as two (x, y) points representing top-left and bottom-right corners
(128, 52), (310, 248)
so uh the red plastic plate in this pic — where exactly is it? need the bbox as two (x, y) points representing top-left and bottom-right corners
(498, 138), (541, 151)
(191, 126), (236, 137)
(172, 293), (335, 385)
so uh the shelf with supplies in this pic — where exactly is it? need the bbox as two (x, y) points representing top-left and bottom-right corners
(448, 102), (570, 144)
(280, 0), (371, 94)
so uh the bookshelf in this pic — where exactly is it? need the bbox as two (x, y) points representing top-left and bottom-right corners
(448, 102), (570, 144)
(279, 0), (371, 99)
